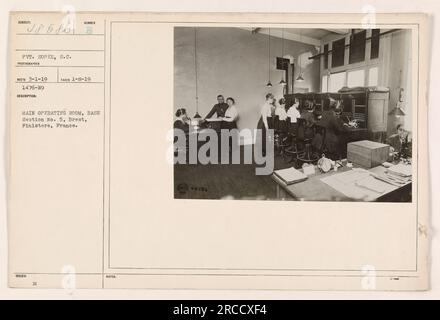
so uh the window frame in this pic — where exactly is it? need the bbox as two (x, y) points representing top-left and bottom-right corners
(323, 44), (329, 69)
(368, 66), (379, 86)
(349, 30), (367, 64)
(370, 29), (380, 60)
(346, 68), (366, 87)
(331, 38), (346, 68)
(328, 71), (347, 93)
(321, 74), (328, 92)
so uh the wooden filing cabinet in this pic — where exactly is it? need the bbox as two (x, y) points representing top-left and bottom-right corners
(285, 87), (390, 142)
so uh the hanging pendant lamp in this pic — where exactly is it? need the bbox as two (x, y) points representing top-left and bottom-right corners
(266, 28), (272, 88)
(388, 87), (406, 118)
(279, 28), (286, 86)
(296, 29), (305, 82)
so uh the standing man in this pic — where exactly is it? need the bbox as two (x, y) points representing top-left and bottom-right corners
(205, 94), (229, 133)
(205, 94), (229, 120)
(204, 94), (230, 160)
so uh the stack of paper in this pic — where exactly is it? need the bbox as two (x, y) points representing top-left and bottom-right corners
(380, 164), (412, 185)
(274, 167), (308, 185)
(387, 164), (412, 177)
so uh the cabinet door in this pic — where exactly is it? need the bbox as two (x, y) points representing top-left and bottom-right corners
(368, 95), (388, 132)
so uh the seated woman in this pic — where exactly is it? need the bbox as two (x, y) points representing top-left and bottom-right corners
(274, 98), (288, 121)
(173, 108), (190, 133)
(222, 97), (239, 130)
(221, 97), (240, 154)
(286, 98), (301, 123)
(387, 124), (411, 156)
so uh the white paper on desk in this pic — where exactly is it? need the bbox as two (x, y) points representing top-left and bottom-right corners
(274, 167), (308, 184)
(387, 164), (412, 177)
(320, 170), (395, 201)
(205, 118), (223, 122)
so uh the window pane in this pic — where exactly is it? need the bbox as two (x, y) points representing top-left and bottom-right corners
(329, 72), (346, 92)
(370, 29), (380, 59)
(331, 38), (345, 68)
(322, 75), (328, 92)
(347, 69), (365, 87)
(323, 44), (329, 69)
(349, 30), (366, 64)
(368, 67), (379, 86)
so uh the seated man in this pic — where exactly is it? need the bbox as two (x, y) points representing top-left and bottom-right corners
(387, 124), (411, 157)
(314, 99), (347, 158)
(300, 100), (316, 139)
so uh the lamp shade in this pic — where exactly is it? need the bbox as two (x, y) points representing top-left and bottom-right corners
(388, 99), (406, 117)
(193, 112), (202, 119)
(388, 107), (406, 117)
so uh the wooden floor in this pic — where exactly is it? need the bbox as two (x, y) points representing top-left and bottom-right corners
(174, 147), (294, 200)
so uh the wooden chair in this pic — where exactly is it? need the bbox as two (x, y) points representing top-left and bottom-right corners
(273, 115), (290, 156)
(283, 119), (303, 166)
(313, 124), (327, 156)
(296, 118), (319, 164)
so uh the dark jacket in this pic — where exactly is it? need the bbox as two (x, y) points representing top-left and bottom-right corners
(173, 119), (189, 134)
(300, 111), (316, 139)
(205, 103), (229, 119)
(316, 110), (347, 155)
(387, 133), (407, 153)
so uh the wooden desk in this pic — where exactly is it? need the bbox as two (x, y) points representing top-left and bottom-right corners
(272, 164), (412, 202)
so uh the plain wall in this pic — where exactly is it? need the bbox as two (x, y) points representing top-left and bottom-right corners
(174, 27), (320, 131)
(386, 29), (412, 134)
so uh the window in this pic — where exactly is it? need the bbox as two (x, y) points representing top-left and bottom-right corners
(328, 72), (346, 92)
(368, 67), (379, 86)
(331, 38), (345, 68)
(321, 75), (328, 92)
(347, 69), (365, 87)
(323, 44), (329, 69)
(370, 29), (380, 59)
(349, 30), (367, 64)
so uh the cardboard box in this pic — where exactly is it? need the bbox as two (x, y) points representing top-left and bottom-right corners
(347, 140), (390, 168)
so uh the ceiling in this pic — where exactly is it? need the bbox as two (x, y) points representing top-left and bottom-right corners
(285, 28), (346, 39)
(241, 28), (349, 47)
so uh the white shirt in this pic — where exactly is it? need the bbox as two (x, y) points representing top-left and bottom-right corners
(224, 104), (238, 122)
(287, 104), (301, 123)
(261, 102), (273, 118)
(275, 106), (288, 120)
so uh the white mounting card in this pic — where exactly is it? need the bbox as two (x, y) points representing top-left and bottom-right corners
(7, 12), (429, 290)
